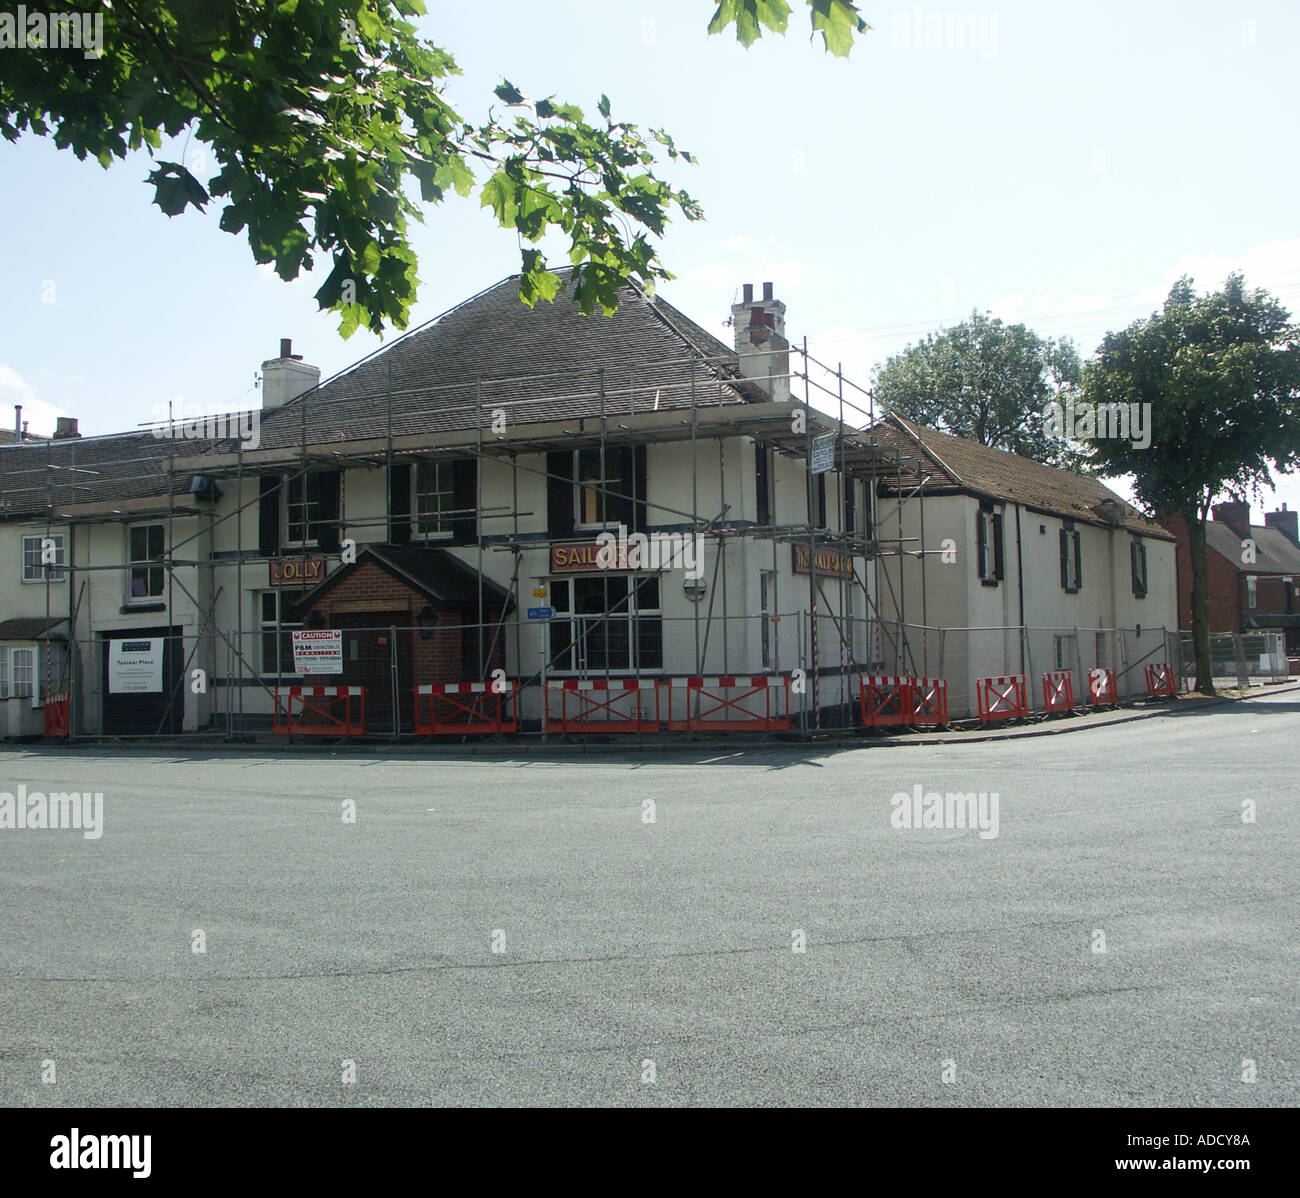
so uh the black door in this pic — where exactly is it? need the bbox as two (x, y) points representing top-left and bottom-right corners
(100, 626), (183, 736)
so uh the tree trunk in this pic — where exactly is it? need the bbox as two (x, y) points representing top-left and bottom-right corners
(1185, 504), (1215, 694)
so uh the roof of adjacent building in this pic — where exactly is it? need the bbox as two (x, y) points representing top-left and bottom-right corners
(0, 616), (69, 641)
(246, 270), (754, 452)
(1206, 522), (1300, 574)
(0, 430), (191, 517)
(873, 414), (1173, 538)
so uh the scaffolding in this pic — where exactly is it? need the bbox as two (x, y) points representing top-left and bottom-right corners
(1, 309), (942, 740)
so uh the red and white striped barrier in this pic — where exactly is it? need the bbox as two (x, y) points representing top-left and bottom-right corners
(860, 675), (914, 727)
(665, 675), (790, 732)
(976, 675), (1028, 722)
(414, 681), (517, 735)
(273, 686), (366, 736)
(1144, 662), (1176, 699)
(1088, 667), (1118, 707)
(546, 677), (661, 733)
(1041, 670), (1075, 714)
(910, 677), (949, 726)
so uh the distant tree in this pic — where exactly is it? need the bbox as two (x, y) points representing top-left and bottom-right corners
(0, 0), (869, 336)
(872, 310), (1084, 468)
(1082, 274), (1300, 693)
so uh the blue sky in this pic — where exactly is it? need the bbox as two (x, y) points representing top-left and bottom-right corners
(3, 0), (1299, 516)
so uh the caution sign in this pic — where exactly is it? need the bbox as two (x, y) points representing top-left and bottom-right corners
(292, 629), (342, 675)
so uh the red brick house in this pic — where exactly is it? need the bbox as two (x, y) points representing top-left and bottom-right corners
(1164, 502), (1300, 654)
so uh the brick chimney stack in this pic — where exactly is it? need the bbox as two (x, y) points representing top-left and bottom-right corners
(1211, 500), (1251, 541)
(1265, 503), (1299, 546)
(730, 281), (790, 402)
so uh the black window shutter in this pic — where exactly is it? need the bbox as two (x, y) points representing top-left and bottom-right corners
(389, 462), (411, 545)
(610, 445), (636, 529)
(316, 470), (342, 554)
(977, 510), (987, 580)
(451, 458), (478, 545)
(816, 474), (827, 528)
(992, 512), (1005, 580)
(547, 451), (574, 537)
(844, 475), (856, 534)
(632, 444), (647, 533)
(259, 475), (281, 556)
(755, 444), (770, 526)
(1073, 530), (1082, 589)
(1060, 529), (1070, 589)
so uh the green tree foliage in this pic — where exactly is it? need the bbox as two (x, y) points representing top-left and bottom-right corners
(0, 0), (869, 336)
(872, 310), (1084, 468)
(1082, 274), (1300, 692)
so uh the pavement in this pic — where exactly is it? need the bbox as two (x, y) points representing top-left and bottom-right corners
(0, 687), (1296, 1106)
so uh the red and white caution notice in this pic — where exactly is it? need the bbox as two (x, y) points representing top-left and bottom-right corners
(291, 629), (343, 675)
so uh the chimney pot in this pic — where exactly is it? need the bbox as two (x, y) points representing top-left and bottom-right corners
(763, 281), (773, 301)
(742, 283), (753, 304)
(279, 338), (293, 359)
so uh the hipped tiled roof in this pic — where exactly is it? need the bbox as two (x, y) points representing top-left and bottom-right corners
(874, 414), (1173, 539)
(248, 270), (752, 451)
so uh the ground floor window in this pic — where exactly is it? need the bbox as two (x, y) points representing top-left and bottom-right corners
(549, 574), (662, 673)
(1054, 633), (1076, 671)
(259, 592), (304, 675)
(760, 570), (775, 669)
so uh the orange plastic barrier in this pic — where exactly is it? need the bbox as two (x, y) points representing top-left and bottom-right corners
(665, 675), (791, 732)
(1088, 667), (1118, 707)
(1145, 662), (1176, 698)
(546, 678), (661, 733)
(273, 686), (365, 736)
(976, 675), (1028, 722)
(414, 682), (517, 735)
(910, 677), (949, 726)
(43, 692), (70, 737)
(1041, 670), (1075, 713)
(860, 675), (914, 727)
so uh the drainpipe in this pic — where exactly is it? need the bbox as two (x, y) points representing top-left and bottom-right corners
(1014, 502), (1026, 672)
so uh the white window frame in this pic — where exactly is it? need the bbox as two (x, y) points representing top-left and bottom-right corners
(549, 574), (662, 674)
(0, 651), (8, 699)
(978, 509), (1000, 583)
(1062, 525), (1082, 592)
(573, 447), (622, 531)
(760, 569), (776, 670)
(258, 591), (304, 677)
(126, 523), (165, 602)
(1246, 575), (1257, 609)
(412, 460), (455, 540)
(284, 473), (322, 548)
(1053, 633), (1077, 671)
(22, 533), (66, 583)
(10, 647), (35, 704)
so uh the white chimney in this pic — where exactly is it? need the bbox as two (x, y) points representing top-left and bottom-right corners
(261, 338), (321, 409)
(730, 282), (790, 402)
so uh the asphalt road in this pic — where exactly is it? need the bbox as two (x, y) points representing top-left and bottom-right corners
(1, 691), (1296, 1107)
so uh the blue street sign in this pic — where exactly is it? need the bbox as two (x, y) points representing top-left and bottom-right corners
(527, 606), (555, 620)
